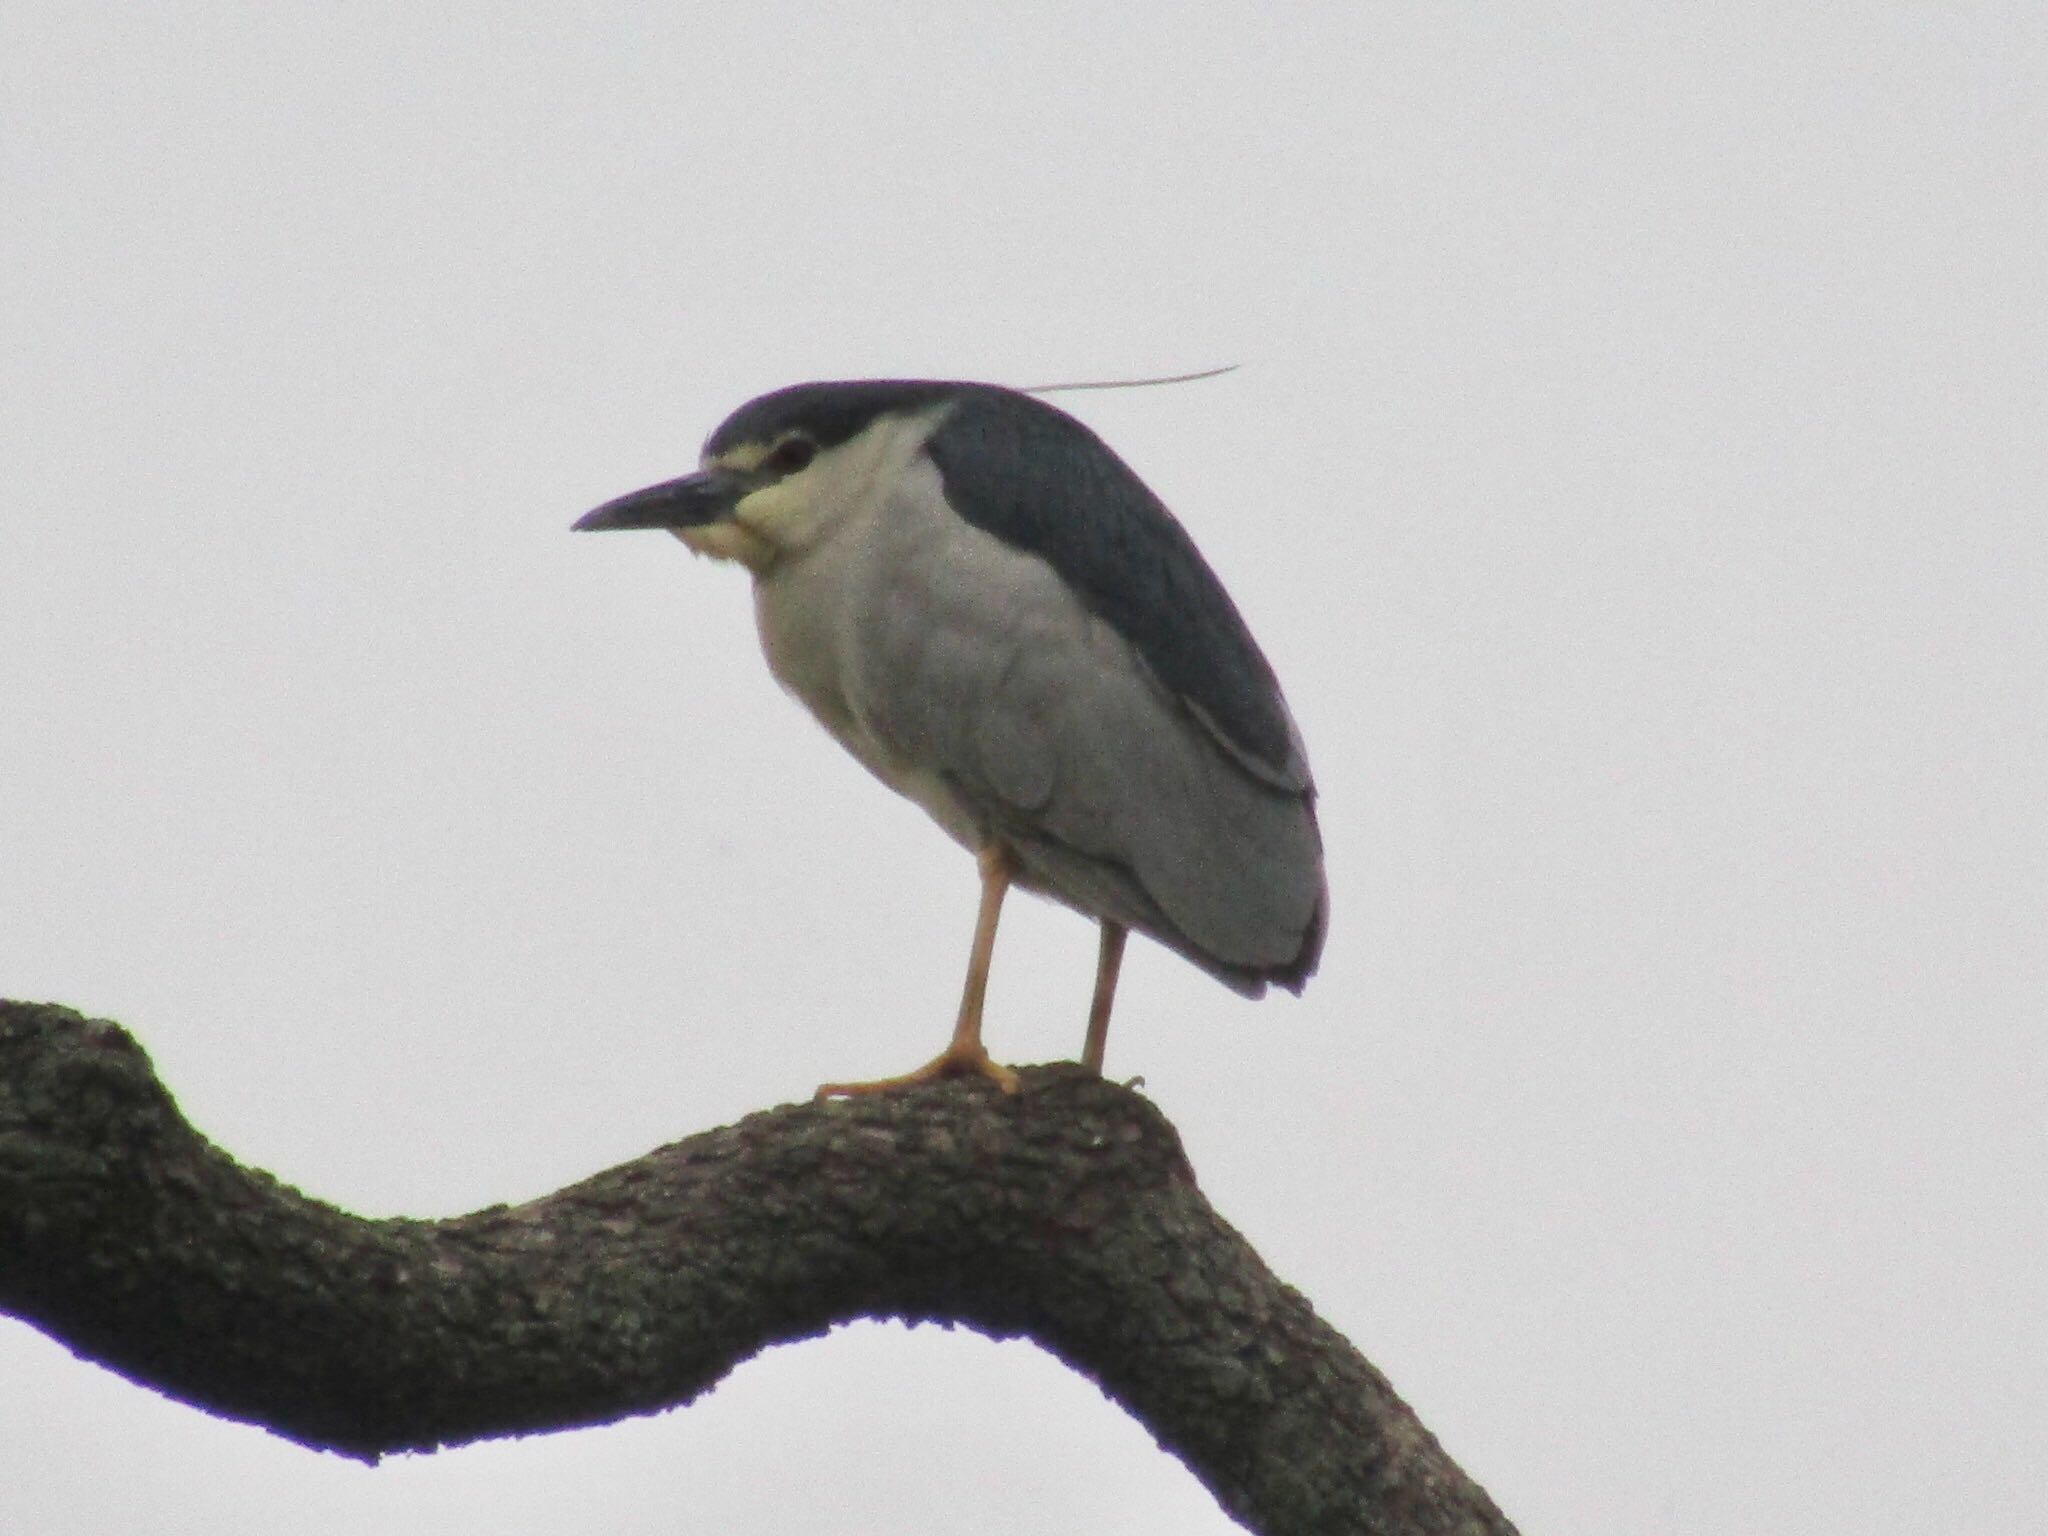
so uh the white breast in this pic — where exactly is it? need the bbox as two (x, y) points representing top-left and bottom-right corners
(749, 449), (998, 851)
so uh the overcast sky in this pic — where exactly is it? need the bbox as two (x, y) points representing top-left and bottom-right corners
(3, 5), (2042, 1533)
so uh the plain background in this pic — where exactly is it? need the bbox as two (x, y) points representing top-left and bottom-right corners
(3, 5), (2041, 1532)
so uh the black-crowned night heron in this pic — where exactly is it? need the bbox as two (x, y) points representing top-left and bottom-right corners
(574, 380), (1326, 1095)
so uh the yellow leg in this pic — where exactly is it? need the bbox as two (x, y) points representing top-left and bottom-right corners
(816, 844), (1022, 1097)
(1081, 921), (1126, 1073)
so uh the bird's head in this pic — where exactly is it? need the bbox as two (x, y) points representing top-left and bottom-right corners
(574, 380), (966, 573)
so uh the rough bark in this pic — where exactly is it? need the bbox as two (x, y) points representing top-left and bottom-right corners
(0, 1000), (1514, 1536)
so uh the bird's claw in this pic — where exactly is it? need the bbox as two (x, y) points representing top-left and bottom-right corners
(815, 1041), (1021, 1099)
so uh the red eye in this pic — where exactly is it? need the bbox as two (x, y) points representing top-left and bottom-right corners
(768, 437), (816, 474)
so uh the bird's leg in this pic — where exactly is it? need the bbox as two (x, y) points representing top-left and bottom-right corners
(946, 842), (1015, 1068)
(1081, 921), (1127, 1073)
(815, 843), (1022, 1097)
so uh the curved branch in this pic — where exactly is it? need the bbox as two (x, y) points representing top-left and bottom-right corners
(0, 1001), (1513, 1536)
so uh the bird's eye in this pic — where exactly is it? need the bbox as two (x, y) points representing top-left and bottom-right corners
(767, 437), (817, 475)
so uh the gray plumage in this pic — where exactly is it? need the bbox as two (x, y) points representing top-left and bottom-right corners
(577, 378), (1325, 1035)
(714, 381), (1302, 780)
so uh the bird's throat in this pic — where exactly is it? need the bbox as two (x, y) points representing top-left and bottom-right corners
(672, 522), (778, 573)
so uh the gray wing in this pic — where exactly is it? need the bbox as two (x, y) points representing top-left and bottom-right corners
(847, 481), (1325, 993)
(927, 386), (1310, 789)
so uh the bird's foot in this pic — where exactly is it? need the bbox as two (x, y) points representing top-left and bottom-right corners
(815, 1040), (1021, 1099)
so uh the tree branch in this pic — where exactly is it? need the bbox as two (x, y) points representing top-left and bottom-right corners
(0, 1000), (1513, 1536)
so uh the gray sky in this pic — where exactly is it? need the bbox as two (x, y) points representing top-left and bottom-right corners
(3, 5), (2041, 1532)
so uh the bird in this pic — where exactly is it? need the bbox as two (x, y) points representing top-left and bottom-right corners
(574, 379), (1325, 1096)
